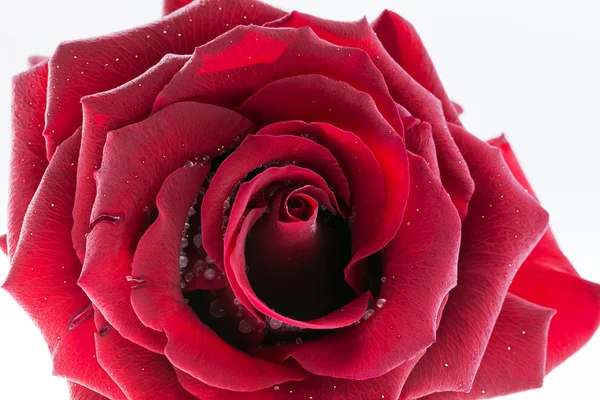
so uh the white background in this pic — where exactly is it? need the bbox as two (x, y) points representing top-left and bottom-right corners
(0, 0), (598, 399)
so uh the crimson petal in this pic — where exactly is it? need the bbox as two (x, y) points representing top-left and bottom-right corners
(163, 0), (195, 15)
(202, 133), (350, 271)
(153, 25), (403, 136)
(266, 12), (474, 219)
(254, 153), (460, 379)
(79, 103), (253, 353)
(237, 74), (409, 291)
(73, 54), (189, 261)
(403, 116), (440, 178)
(2, 131), (124, 399)
(94, 309), (194, 400)
(402, 124), (549, 398)
(372, 10), (460, 123)
(131, 165), (209, 332)
(489, 135), (600, 373)
(43, 0), (284, 158)
(68, 382), (109, 400)
(230, 205), (370, 329)
(257, 121), (384, 271)
(175, 353), (422, 400)
(7, 61), (49, 257)
(423, 294), (555, 399)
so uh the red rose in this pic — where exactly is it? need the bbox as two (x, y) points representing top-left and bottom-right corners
(2, 0), (599, 399)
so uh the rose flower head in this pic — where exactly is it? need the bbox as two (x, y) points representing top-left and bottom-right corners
(2, 1), (599, 399)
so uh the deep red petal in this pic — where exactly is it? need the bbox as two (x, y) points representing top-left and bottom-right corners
(488, 135), (600, 372)
(7, 61), (49, 257)
(176, 352), (422, 400)
(68, 382), (109, 400)
(153, 25), (403, 137)
(95, 313), (194, 400)
(0, 234), (6, 255)
(402, 124), (549, 398)
(266, 12), (474, 219)
(372, 10), (460, 123)
(257, 121), (384, 270)
(237, 74), (409, 291)
(229, 205), (370, 329)
(422, 294), (555, 399)
(162, 303), (309, 391)
(43, 0), (284, 158)
(131, 165), (208, 332)
(72, 54), (189, 261)
(79, 103), (253, 353)
(203, 133), (350, 271)
(2, 131), (124, 399)
(163, 0), (194, 15)
(254, 153), (460, 379)
(403, 116), (440, 179)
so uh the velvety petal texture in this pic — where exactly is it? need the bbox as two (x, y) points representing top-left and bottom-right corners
(3, 1), (598, 400)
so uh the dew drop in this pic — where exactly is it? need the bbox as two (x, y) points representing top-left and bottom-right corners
(363, 309), (375, 320)
(193, 260), (206, 274)
(295, 337), (303, 345)
(233, 298), (241, 307)
(67, 303), (94, 331)
(193, 233), (202, 248)
(179, 256), (188, 269)
(205, 255), (214, 265)
(380, 277), (387, 284)
(239, 319), (253, 333)
(274, 386), (279, 391)
(376, 298), (387, 308)
(204, 268), (216, 281)
(269, 318), (283, 330)
(209, 299), (227, 318)
(184, 271), (194, 283)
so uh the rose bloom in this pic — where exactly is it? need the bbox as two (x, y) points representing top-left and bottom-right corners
(2, 0), (599, 399)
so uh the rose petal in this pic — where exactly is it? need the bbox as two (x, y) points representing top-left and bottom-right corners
(79, 103), (253, 353)
(131, 165), (209, 331)
(266, 12), (474, 219)
(68, 382), (109, 400)
(72, 54), (189, 261)
(28, 55), (47, 67)
(253, 153), (460, 380)
(257, 121), (384, 272)
(0, 234), (7, 255)
(230, 204), (370, 329)
(7, 61), (49, 257)
(94, 309), (194, 400)
(175, 352), (422, 400)
(163, 0), (195, 15)
(403, 116), (440, 178)
(163, 303), (309, 391)
(153, 25), (403, 136)
(43, 0), (284, 158)
(423, 294), (555, 399)
(372, 10), (460, 123)
(402, 124), (549, 398)
(488, 135), (600, 373)
(202, 133), (350, 272)
(1, 131), (124, 399)
(238, 74), (409, 292)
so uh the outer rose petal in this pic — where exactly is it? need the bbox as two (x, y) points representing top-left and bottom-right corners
(43, 0), (284, 158)
(254, 153), (460, 380)
(79, 103), (253, 353)
(73, 54), (189, 261)
(94, 309), (193, 400)
(423, 294), (555, 399)
(372, 10), (460, 123)
(488, 135), (600, 373)
(175, 352), (423, 400)
(0, 234), (6, 255)
(28, 55), (47, 67)
(402, 124), (549, 398)
(69, 382), (108, 400)
(153, 25), (403, 136)
(266, 12), (474, 219)
(7, 61), (49, 257)
(163, 0), (194, 15)
(2, 131), (124, 400)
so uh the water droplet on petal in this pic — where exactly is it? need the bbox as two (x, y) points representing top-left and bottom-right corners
(179, 256), (188, 269)
(67, 304), (94, 331)
(363, 309), (375, 320)
(380, 277), (387, 284)
(269, 318), (283, 330)
(193, 233), (202, 248)
(204, 268), (216, 280)
(209, 299), (227, 318)
(239, 319), (253, 333)
(376, 298), (387, 308)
